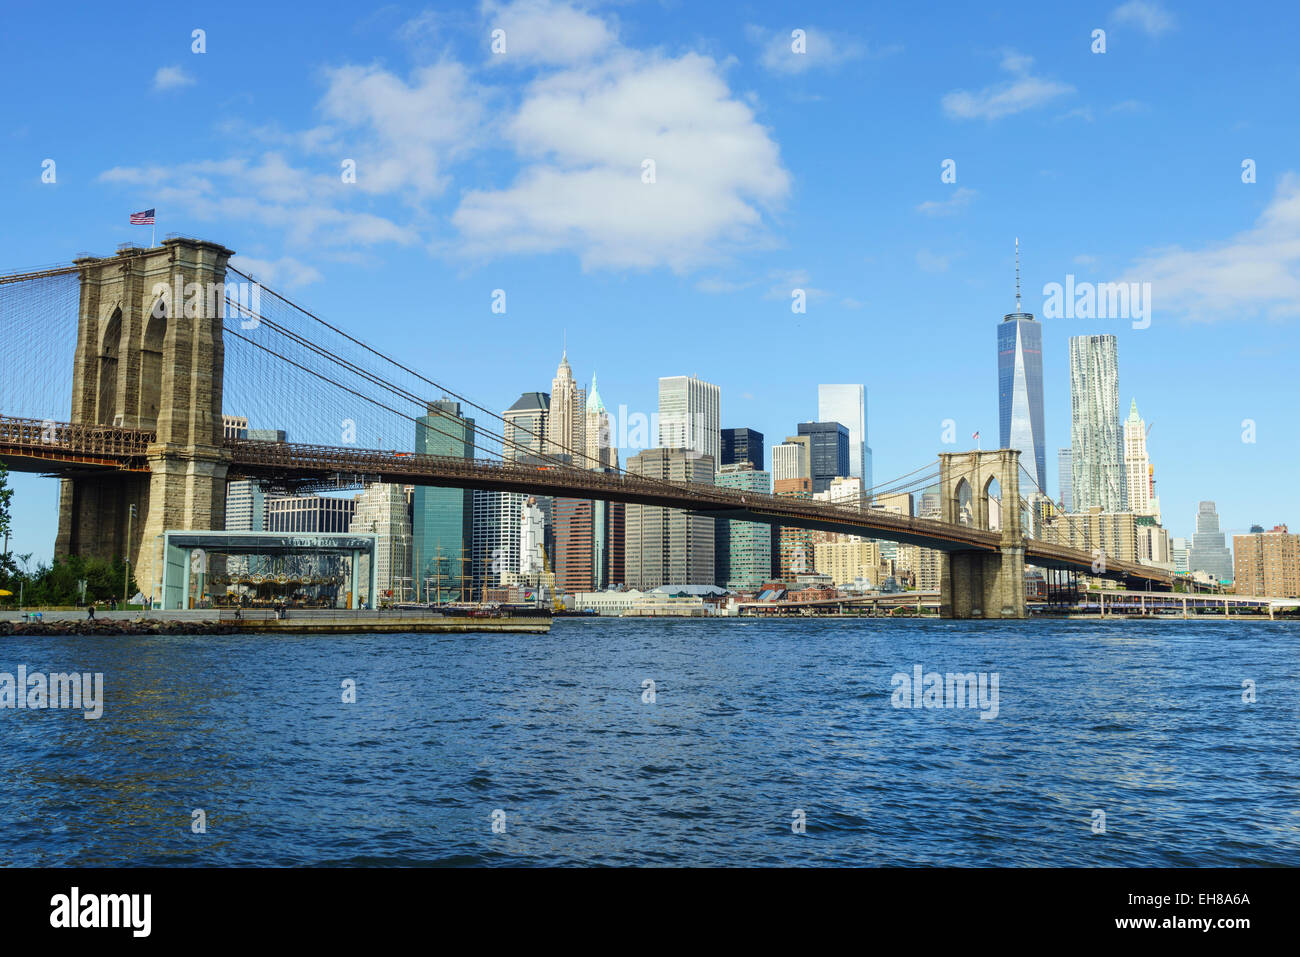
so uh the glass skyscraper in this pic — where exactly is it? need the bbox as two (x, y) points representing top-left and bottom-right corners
(412, 398), (475, 602)
(997, 271), (1046, 497)
(1068, 335), (1124, 512)
(796, 421), (850, 495)
(720, 427), (764, 470)
(817, 384), (872, 498)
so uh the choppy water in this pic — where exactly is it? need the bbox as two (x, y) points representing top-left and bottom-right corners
(1, 618), (1297, 866)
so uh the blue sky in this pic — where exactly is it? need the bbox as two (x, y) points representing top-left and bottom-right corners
(3, 0), (1299, 562)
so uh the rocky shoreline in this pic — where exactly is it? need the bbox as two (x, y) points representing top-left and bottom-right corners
(2, 619), (243, 636)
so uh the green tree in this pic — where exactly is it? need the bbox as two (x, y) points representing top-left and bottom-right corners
(0, 464), (16, 581)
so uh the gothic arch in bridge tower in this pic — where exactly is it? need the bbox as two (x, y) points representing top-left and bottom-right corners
(938, 450), (1027, 620)
(95, 306), (121, 426)
(140, 299), (167, 427)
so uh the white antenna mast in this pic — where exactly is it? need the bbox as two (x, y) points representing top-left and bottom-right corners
(1015, 237), (1022, 313)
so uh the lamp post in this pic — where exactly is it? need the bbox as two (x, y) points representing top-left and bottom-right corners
(124, 503), (136, 605)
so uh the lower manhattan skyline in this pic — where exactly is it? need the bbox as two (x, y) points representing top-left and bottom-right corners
(3, 0), (1299, 917)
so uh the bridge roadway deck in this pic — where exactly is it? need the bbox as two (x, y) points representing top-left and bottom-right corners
(0, 415), (1175, 587)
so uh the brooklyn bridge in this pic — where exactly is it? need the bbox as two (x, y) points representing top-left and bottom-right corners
(0, 237), (1182, 618)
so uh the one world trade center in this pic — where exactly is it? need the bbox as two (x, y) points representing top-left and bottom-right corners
(997, 239), (1047, 496)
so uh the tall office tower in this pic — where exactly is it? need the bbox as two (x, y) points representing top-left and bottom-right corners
(1122, 399), (1160, 521)
(1069, 334), (1124, 512)
(721, 427), (764, 470)
(1233, 525), (1300, 598)
(1058, 448), (1073, 513)
(584, 375), (616, 470)
(554, 498), (597, 593)
(412, 398), (475, 602)
(797, 421), (850, 495)
(349, 484), (413, 603)
(625, 449), (715, 587)
(603, 500), (626, 587)
(504, 393), (549, 463)
(546, 351), (586, 460)
(472, 489), (529, 589)
(1172, 537), (1191, 574)
(818, 384), (872, 497)
(772, 437), (809, 482)
(471, 489), (502, 596)
(658, 375), (721, 470)
(714, 463), (772, 589)
(997, 241), (1047, 496)
(225, 481), (266, 532)
(1189, 501), (1234, 583)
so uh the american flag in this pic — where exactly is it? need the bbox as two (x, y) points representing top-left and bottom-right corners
(972, 431), (980, 441)
(129, 208), (155, 225)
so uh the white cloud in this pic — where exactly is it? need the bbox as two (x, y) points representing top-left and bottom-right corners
(316, 62), (485, 199)
(153, 66), (195, 92)
(452, 49), (789, 271)
(916, 187), (976, 217)
(1124, 174), (1300, 322)
(942, 52), (1073, 121)
(482, 0), (616, 65)
(106, 2), (789, 275)
(97, 154), (419, 249)
(745, 25), (869, 75)
(1112, 1), (1176, 36)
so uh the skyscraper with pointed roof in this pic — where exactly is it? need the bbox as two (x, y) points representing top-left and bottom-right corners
(547, 350), (586, 463)
(584, 373), (617, 471)
(998, 238), (1047, 497)
(1123, 398), (1159, 521)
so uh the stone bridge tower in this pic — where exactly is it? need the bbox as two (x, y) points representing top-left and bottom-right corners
(55, 238), (234, 602)
(938, 450), (1026, 619)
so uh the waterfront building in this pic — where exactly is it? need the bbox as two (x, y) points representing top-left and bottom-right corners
(813, 538), (884, 587)
(1233, 525), (1300, 597)
(714, 463), (772, 589)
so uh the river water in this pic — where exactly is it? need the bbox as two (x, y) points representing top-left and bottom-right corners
(1, 618), (1296, 866)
